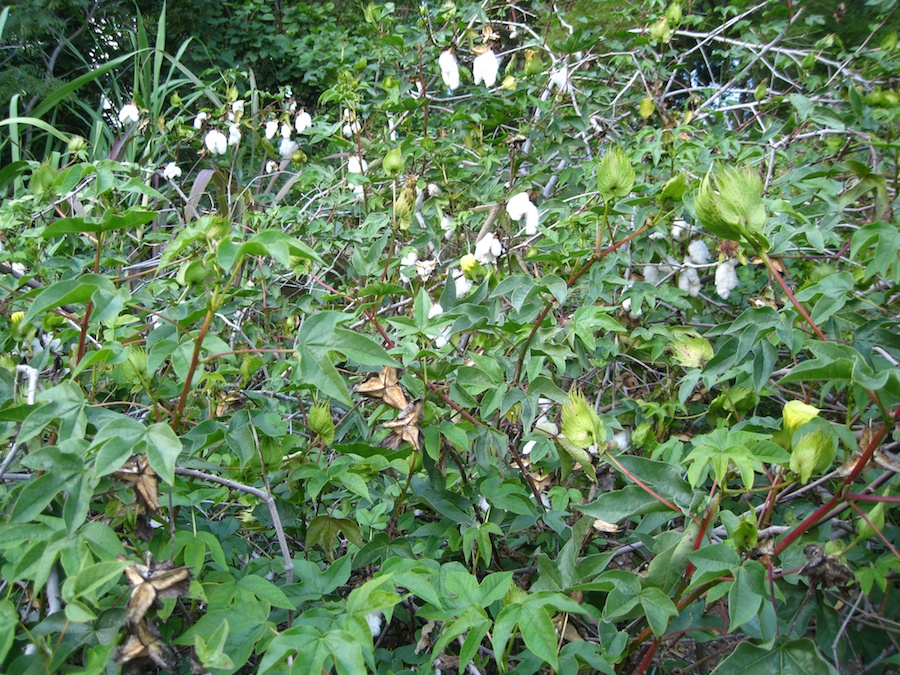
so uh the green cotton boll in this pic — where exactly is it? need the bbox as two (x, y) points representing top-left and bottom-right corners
(693, 167), (768, 249)
(665, 1), (682, 25)
(597, 147), (635, 201)
(383, 146), (404, 176)
(789, 424), (836, 484)
(732, 516), (758, 553)
(307, 402), (335, 445)
(856, 501), (885, 540)
(561, 388), (604, 450)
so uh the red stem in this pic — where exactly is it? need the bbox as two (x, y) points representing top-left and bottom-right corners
(171, 308), (214, 431)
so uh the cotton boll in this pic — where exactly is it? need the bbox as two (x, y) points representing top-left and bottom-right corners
(477, 496), (490, 513)
(522, 440), (537, 455)
(204, 129), (228, 155)
(678, 265), (701, 297)
(549, 66), (572, 93)
(473, 49), (500, 87)
(279, 138), (299, 159)
(428, 302), (443, 319)
(228, 123), (242, 146)
(193, 112), (208, 130)
(715, 259), (739, 299)
(416, 259), (437, 282)
(474, 232), (503, 264)
(506, 192), (540, 235)
(295, 111), (312, 133)
(162, 162), (182, 180)
(265, 160), (279, 173)
(671, 218), (687, 240)
(687, 240), (710, 265)
(642, 265), (659, 284)
(264, 120), (278, 140)
(612, 430), (631, 451)
(280, 123), (292, 140)
(453, 269), (473, 296)
(347, 155), (368, 174)
(439, 49), (460, 91)
(118, 103), (140, 124)
(365, 611), (384, 638)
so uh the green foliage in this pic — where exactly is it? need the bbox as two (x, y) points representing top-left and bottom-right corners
(0, 0), (899, 673)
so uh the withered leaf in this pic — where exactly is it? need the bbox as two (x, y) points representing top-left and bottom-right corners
(382, 400), (423, 450)
(115, 618), (178, 670)
(121, 555), (192, 626)
(357, 366), (408, 410)
(115, 454), (160, 512)
(800, 544), (854, 588)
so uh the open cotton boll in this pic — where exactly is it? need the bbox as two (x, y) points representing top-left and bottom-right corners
(264, 120), (278, 140)
(506, 192), (540, 235)
(687, 239), (710, 265)
(671, 218), (688, 240)
(715, 259), (739, 299)
(118, 103), (140, 124)
(295, 111), (312, 133)
(193, 111), (208, 130)
(280, 123), (292, 140)
(474, 232), (503, 264)
(473, 49), (500, 87)
(227, 123), (242, 146)
(549, 66), (572, 93)
(453, 269), (473, 296)
(678, 265), (701, 297)
(365, 611), (384, 638)
(347, 155), (368, 174)
(439, 49), (460, 91)
(279, 138), (298, 159)
(162, 163), (182, 180)
(204, 129), (228, 155)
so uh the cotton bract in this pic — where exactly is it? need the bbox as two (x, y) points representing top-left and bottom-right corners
(473, 49), (500, 87)
(439, 50), (460, 91)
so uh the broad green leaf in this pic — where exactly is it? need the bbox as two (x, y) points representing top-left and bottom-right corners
(728, 562), (766, 631)
(70, 560), (130, 599)
(145, 422), (182, 484)
(237, 575), (295, 610)
(711, 638), (839, 675)
(23, 274), (120, 324)
(0, 600), (17, 664)
(639, 586), (678, 636)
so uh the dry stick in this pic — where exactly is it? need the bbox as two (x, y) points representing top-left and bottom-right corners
(175, 467), (294, 583)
